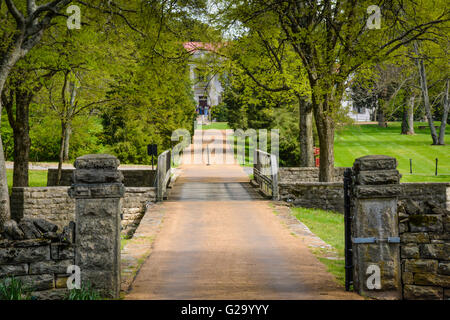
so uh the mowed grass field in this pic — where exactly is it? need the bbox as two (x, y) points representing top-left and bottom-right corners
(4, 121), (450, 189)
(227, 121), (449, 182)
(293, 208), (346, 286)
(6, 169), (48, 191)
(335, 122), (449, 182)
(200, 122), (231, 130)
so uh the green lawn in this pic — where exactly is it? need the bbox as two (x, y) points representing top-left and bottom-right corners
(4, 121), (449, 189)
(293, 207), (346, 286)
(200, 122), (231, 130)
(7, 169), (47, 191)
(335, 122), (449, 182)
(219, 121), (449, 182)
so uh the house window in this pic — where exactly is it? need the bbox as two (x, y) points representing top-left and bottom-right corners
(196, 68), (205, 82)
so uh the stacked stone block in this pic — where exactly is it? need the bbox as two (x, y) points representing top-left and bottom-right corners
(47, 168), (157, 187)
(69, 154), (124, 299)
(398, 199), (450, 300)
(10, 186), (156, 237)
(0, 220), (75, 300)
(350, 155), (402, 299)
(122, 187), (156, 237)
(400, 183), (450, 211)
(278, 182), (345, 213)
(10, 187), (75, 230)
(278, 167), (347, 183)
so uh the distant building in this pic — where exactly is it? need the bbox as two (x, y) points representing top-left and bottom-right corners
(184, 42), (371, 122)
(343, 95), (372, 122)
(183, 42), (224, 117)
(342, 78), (373, 122)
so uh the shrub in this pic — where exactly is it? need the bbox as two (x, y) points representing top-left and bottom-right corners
(0, 277), (31, 300)
(66, 282), (102, 300)
(211, 103), (229, 122)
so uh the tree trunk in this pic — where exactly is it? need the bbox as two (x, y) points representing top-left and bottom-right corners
(401, 96), (415, 135)
(313, 104), (335, 182)
(377, 106), (387, 127)
(401, 106), (408, 134)
(299, 97), (315, 167)
(414, 44), (438, 144)
(408, 96), (415, 135)
(0, 41), (24, 231)
(11, 91), (32, 187)
(0, 133), (10, 232)
(438, 79), (449, 145)
(63, 121), (72, 162)
(56, 122), (67, 186)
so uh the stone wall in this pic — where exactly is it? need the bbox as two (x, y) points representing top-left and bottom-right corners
(400, 183), (450, 210)
(278, 181), (450, 215)
(10, 187), (75, 228)
(278, 182), (345, 213)
(122, 187), (157, 237)
(278, 167), (347, 183)
(0, 219), (75, 300)
(10, 186), (156, 237)
(398, 199), (450, 300)
(47, 169), (156, 187)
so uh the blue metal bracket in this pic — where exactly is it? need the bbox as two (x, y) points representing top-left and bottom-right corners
(352, 237), (376, 244)
(387, 237), (401, 243)
(352, 237), (400, 244)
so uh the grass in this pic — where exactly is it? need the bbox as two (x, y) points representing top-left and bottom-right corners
(0, 277), (31, 300)
(292, 207), (346, 286)
(66, 282), (102, 300)
(199, 122), (231, 130)
(229, 135), (255, 167)
(212, 121), (449, 182)
(6, 169), (48, 192)
(121, 236), (131, 251)
(3, 121), (448, 188)
(335, 122), (449, 182)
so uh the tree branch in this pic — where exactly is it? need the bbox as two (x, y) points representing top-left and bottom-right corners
(238, 61), (291, 92)
(4, 0), (25, 27)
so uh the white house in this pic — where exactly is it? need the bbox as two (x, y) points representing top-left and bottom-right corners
(183, 42), (224, 118)
(343, 93), (372, 122)
(342, 77), (373, 122)
(184, 42), (371, 122)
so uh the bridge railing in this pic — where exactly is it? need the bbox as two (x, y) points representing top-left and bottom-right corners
(253, 149), (279, 200)
(156, 149), (172, 201)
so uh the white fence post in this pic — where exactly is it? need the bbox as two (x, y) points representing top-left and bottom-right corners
(157, 150), (172, 201)
(253, 150), (279, 200)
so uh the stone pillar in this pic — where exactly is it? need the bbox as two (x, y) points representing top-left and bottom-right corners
(350, 155), (402, 299)
(69, 154), (124, 299)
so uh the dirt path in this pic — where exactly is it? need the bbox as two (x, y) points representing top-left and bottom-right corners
(126, 131), (361, 300)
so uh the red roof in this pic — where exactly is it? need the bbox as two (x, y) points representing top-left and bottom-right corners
(183, 42), (222, 53)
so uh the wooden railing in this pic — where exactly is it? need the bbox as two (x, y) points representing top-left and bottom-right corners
(253, 149), (279, 200)
(156, 150), (172, 201)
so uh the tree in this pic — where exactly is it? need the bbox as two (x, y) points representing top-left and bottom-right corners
(38, 26), (115, 184)
(413, 39), (449, 145)
(0, 0), (73, 230)
(1, 64), (57, 187)
(0, 0), (176, 229)
(215, 0), (448, 181)
(0, 26), (71, 188)
(214, 9), (314, 166)
(440, 79), (449, 144)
